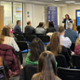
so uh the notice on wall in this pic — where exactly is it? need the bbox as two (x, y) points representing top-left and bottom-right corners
(47, 6), (58, 30)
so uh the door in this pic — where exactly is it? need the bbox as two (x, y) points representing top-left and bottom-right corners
(0, 6), (4, 34)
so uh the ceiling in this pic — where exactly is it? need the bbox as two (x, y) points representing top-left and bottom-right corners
(0, 0), (80, 5)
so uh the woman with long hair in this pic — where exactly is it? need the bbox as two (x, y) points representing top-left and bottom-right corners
(0, 26), (23, 69)
(26, 38), (44, 65)
(31, 51), (61, 80)
(47, 32), (72, 67)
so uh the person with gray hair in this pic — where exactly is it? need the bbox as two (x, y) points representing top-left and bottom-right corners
(65, 22), (79, 43)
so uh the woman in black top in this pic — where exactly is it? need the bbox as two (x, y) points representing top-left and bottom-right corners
(46, 21), (56, 33)
(47, 32), (73, 67)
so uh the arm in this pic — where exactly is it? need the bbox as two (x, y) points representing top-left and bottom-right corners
(17, 26), (22, 33)
(62, 19), (65, 23)
(11, 38), (20, 52)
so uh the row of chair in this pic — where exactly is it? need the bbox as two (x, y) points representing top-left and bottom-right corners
(56, 54), (80, 69)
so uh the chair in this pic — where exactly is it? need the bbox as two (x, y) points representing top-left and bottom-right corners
(72, 55), (80, 69)
(25, 35), (36, 44)
(38, 35), (50, 45)
(35, 34), (44, 37)
(56, 54), (67, 68)
(20, 65), (37, 80)
(13, 33), (22, 36)
(0, 66), (6, 80)
(57, 67), (80, 80)
(70, 42), (75, 51)
(15, 35), (25, 41)
(17, 41), (30, 53)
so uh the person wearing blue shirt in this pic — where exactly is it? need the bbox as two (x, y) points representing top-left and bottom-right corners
(14, 20), (22, 34)
(65, 22), (79, 43)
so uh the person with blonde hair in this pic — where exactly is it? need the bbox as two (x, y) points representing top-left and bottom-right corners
(46, 32), (73, 67)
(74, 38), (80, 55)
(31, 51), (61, 80)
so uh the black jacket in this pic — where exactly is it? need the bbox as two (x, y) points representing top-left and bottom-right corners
(46, 27), (56, 33)
(25, 26), (35, 34)
(19, 65), (37, 80)
(62, 18), (72, 29)
(47, 45), (71, 66)
(77, 26), (80, 34)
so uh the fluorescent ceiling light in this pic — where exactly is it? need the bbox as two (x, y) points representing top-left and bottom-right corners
(65, 1), (75, 3)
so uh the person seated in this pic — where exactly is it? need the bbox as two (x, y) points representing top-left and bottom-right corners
(46, 32), (73, 67)
(14, 20), (22, 34)
(0, 27), (23, 69)
(35, 22), (46, 35)
(74, 38), (80, 55)
(7, 24), (17, 41)
(26, 38), (44, 65)
(19, 38), (44, 80)
(58, 26), (72, 48)
(0, 56), (17, 79)
(25, 21), (35, 34)
(46, 21), (56, 33)
(31, 51), (61, 80)
(65, 22), (79, 43)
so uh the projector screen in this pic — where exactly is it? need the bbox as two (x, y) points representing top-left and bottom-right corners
(76, 10), (80, 26)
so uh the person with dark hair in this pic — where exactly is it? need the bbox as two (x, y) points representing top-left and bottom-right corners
(35, 22), (46, 35)
(62, 14), (72, 29)
(46, 21), (56, 33)
(25, 21), (35, 34)
(58, 26), (72, 48)
(14, 20), (22, 33)
(26, 38), (44, 65)
(31, 51), (61, 80)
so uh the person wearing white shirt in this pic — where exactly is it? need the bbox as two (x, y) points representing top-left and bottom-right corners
(58, 26), (72, 48)
(0, 26), (23, 69)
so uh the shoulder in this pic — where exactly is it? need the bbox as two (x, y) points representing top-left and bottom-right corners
(32, 73), (40, 80)
(55, 76), (62, 80)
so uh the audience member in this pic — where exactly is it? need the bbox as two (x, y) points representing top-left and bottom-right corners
(26, 38), (44, 65)
(35, 22), (46, 35)
(77, 26), (80, 34)
(65, 22), (79, 43)
(74, 38), (80, 55)
(46, 21), (56, 33)
(0, 27), (23, 69)
(31, 51), (61, 80)
(0, 56), (17, 78)
(46, 32), (73, 67)
(25, 21), (35, 34)
(6, 25), (17, 41)
(58, 26), (72, 48)
(14, 20), (22, 34)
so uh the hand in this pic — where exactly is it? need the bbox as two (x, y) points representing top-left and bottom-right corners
(62, 18), (64, 20)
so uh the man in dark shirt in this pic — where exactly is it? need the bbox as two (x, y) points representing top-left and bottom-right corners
(25, 21), (35, 34)
(14, 20), (22, 34)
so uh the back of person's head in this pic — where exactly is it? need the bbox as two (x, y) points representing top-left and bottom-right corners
(58, 26), (65, 34)
(27, 21), (31, 26)
(75, 38), (80, 46)
(38, 51), (57, 80)
(50, 32), (62, 56)
(0, 26), (12, 44)
(48, 21), (54, 27)
(29, 38), (44, 61)
(39, 22), (45, 28)
(67, 22), (72, 29)
(17, 20), (21, 25)
(8, 23), (14, 28)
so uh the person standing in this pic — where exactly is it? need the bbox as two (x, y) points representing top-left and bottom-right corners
(62, 14), (72, 29)
(14, 20), (22, 34)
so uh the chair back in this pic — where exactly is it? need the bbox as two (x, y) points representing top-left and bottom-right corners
(25, 35), (36, 42)
(15, 35), (25, 41)
(56, 54), (67, 68)
(72, 55), (80, 69)
(17, 41), (28, 51)
(57, 67), (80, 80)
(70, 42), (75, 51)
(38, 35), (50, 42)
